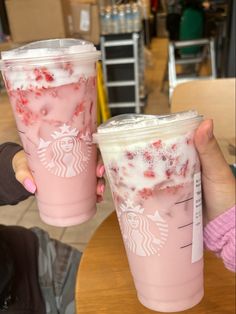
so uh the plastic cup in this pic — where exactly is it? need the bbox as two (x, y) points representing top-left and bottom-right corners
(0, 39), (101, 227)
(94, 111), (204, 312)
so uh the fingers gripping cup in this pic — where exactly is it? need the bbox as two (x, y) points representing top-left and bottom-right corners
(0, 39), (101, 226)
(94, 111), (204, 312)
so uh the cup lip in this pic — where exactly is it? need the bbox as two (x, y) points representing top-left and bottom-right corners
(93, 112), (204, 144)
(0, 38), (101, 69)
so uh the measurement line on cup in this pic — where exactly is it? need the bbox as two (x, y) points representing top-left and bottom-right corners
(178, 222), (193, 229)
(180, 243), (192, 249)
(175, 197), (193, 205)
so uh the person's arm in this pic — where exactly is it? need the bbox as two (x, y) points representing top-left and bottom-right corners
(0, 142), (32, 205)
(0, 142), (105, 206)
(204, 205), (235, 272)
(194, 120), (236, 272)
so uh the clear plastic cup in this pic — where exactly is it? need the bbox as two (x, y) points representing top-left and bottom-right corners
(0, 38), (101, 227)
(94, 111), (204, 312)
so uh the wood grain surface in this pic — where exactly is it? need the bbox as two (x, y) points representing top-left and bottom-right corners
(76, 212), (235, 314)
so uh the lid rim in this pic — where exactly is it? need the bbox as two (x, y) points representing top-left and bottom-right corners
(94, 115), (203, 143)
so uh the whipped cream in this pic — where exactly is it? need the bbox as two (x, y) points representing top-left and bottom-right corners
(0, 39), (100, 90)
(97, 111), (200, 134)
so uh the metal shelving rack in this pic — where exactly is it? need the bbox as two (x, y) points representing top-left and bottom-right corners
(100, 32), (144, 114)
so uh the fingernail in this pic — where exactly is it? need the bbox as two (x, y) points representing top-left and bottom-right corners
(207, 121), (213, 139)
(99, 165), (105, 178)
(23, 178), (36, 194)
(99, 184), (105, 195)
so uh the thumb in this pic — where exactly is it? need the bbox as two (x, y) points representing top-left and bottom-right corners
(12, 150), (37, 194)
(194, 119), (233, 181)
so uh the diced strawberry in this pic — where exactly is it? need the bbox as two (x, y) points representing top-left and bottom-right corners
(143, 151), (152, 162)
(74, 102), (84, 116)
(165, 169), (173, 178)
(180, 160), (189, 177)
(34, 68), (43, 81)
(44, 72), (54, 82)
(144, 170), (155, 178)
(152, 140), (162, 149)
(171, 144), (177, 150)
(126, 151), (135, 160)
(139, 188), (153, 199)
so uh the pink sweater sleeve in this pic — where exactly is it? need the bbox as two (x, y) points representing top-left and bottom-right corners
(204, 205), (236, 272)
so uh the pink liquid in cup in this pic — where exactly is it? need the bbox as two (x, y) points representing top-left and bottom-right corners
(0, 39), (101, 226)
(94, 112), (204, 312)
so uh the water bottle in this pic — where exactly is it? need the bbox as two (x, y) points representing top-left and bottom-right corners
(100, 7), (107, 35)
(118, 4), (126, 33)
(111, 5), (119, 34)
(104, 6), (112, 35)
(125, 4), (133, 33)
(132, 3), (141, 32)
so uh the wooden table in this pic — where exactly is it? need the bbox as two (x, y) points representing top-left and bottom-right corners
(76, 212), (235, 314)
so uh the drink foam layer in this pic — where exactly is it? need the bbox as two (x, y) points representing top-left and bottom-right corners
(0, 39), (100, 90)
(97, 111), (200, 134)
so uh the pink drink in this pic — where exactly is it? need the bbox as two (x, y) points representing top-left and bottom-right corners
(94, 112), (204, 312)
(0, 39), (101, 226)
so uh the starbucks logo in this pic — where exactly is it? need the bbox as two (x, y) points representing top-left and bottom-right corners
(37, 124), (91, 177)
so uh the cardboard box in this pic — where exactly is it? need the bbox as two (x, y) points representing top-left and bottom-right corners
(71, 3), (91, 34)
(5, 0), (73, 43)
(70, 0), (97, 6)
(70, 3), (100, 45)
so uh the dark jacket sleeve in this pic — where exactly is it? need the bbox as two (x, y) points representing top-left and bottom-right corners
(0, 142), (31, 205)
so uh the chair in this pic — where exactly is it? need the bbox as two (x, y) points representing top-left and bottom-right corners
(168, 38), (217, 98)
(171, 78), (235, 163)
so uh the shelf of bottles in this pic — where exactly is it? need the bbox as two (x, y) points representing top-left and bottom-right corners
(99, 1), (142, 35)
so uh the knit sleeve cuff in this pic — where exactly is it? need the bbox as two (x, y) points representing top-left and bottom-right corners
(203, 205), (236, 272)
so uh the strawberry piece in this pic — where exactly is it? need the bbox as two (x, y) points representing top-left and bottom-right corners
(34, 68), (43, 81)
(139, 188), (153, 199)
(165, 169), (173, 178)
(180, 160), (189, 177)
(44, 72), (54, 82)
(74, 102), (84, 116)
(144, 170), (155, 178)
(152, 140), (162, 149)
(143, 151), (152, 162)
(126, 151), (135, 160)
